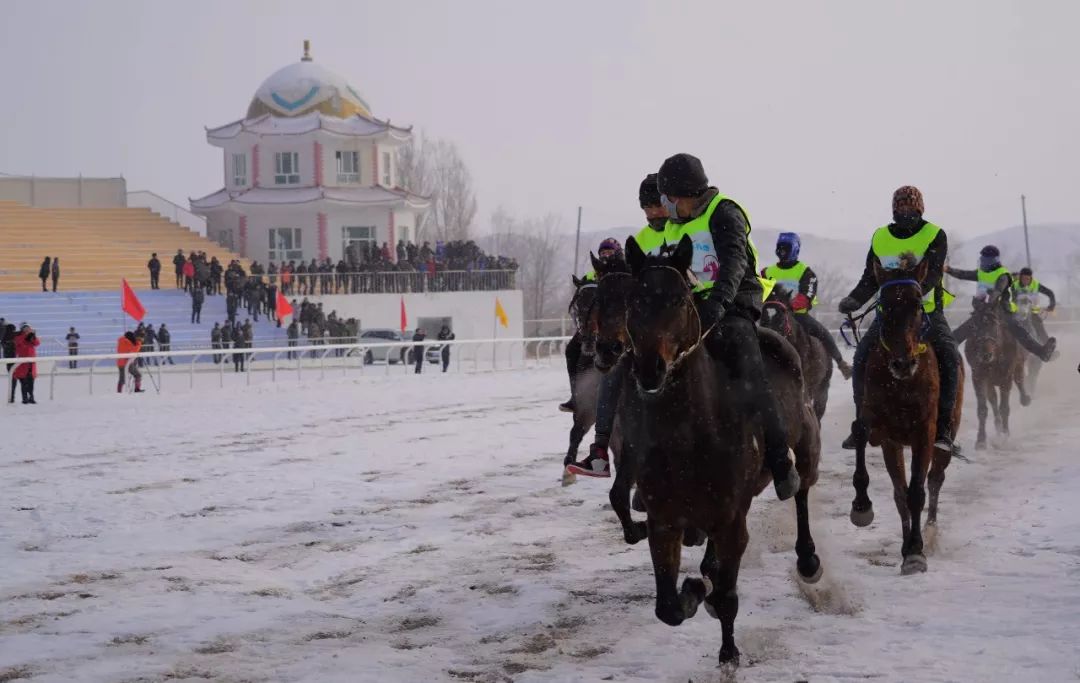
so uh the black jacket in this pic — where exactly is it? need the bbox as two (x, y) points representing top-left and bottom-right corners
(173, 253), (185, 273)
(148, 257), (161, 273)
(846, 218), (948, 309)
(158, 327), (171, 345)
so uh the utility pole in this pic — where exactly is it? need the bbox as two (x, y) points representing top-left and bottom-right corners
(573, 206), (583, 275)
(1021, 194), (1032, 268)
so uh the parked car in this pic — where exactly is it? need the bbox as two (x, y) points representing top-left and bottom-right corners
(359, 329), (408, 364)
(408, 341), (443, 365)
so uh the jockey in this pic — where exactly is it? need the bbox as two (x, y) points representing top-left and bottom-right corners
(570, 157), (801, 502)
(838, 186), (961, 454)
(1013, 267), (1056, 342)
(560, 238), (628, 412)
(566, 174), (667, 460)
(762, 232), (853, 379)
(947, 246), (1056, 362)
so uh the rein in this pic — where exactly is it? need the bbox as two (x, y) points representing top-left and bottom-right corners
(629, 265), (714, 391)
(874, 278), (930, 356)
(762, 300), (794, 338)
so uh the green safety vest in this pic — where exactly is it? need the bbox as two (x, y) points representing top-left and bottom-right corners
(1013, 278), (1041, 315)
(635, 195), (772, 299)
(977, 266), (1018, 312)
(870, 222), (953, 313)
(583, 270), (597, 282)
(763, 262), (817, 311)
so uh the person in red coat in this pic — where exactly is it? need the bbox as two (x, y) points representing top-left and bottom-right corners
(117, 331), (144, 393)
(13, 324), (40, 404)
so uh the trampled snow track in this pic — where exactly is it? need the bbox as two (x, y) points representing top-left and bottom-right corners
(1, 355), (1079, 682)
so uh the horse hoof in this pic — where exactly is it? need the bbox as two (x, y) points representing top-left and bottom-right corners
(630, 489), (646, 513)
(561, 470), (577, 487)
(850, 504), (874, 527)
(975, 440), (987, 451)
(655, 605), (684, 627)
(680, 577), (707, 619)
(1020, 394), (1031, 407)
(797, 555), (823, 584)
(718, 644), (741, 667)
(624, 521), (647, 545)
(901, 554), (928, 575)
(682, 528), (707, 547)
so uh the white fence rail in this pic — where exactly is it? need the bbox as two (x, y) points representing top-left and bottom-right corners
(127, 190), (207, 236)
(3, 336), (571, 402)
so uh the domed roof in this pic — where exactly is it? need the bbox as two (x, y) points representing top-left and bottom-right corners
(247, 41), (373, 120)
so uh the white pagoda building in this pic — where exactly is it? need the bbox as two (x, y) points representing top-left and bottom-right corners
(191, 41), (427, 265)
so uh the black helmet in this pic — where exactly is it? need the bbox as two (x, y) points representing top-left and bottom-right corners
(1019, 267), (1033, 277)
(657, 153), (709, 198)
(639, 173), (661, 208)
(979, 245), (1000, 258)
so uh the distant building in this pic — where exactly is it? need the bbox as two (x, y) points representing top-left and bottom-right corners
(191, 41), (428, 265)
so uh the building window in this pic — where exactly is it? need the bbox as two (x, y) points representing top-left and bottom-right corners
(381, 151), (392, 186)
(269, 227), (303, 261)
(218, 228), (234, 250)
(232, 154), (247, 186)
(274, 152), (300, 185)
(342, 226), (376, 261)
(336, 150), (360, 183)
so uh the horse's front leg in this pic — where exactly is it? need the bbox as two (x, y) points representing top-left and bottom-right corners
(850, 419), (874, 527)
(998, 381), (1012, 437)
(973, 375), (989, 450)
(703, 514), (750, 667)
(901, 439), (932, 575)
(608, 458), (646, 544)
(648, 516), (705, 626)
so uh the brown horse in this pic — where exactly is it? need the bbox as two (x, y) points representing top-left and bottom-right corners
(620, 235), (822, 666)
(963, 297), (1029, 449)
(562, 274), (603, 483)
(762, 285), (833, 423)
(850, 256), (964, 575)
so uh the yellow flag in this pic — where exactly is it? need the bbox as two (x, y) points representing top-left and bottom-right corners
(495, 297), (509, 328)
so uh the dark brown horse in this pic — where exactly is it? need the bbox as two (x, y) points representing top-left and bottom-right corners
(562, 274), (602, 484)
(619, 235), (822, 666)
(762, 286), (833, 422)
(963, 297), (1028, 449)
(850, 256), (964, 575)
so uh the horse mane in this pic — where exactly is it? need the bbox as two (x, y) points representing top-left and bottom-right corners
(767, 284), (794, 304)
(757, 326), (803, 382)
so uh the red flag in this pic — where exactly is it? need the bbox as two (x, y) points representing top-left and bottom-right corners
(276, 290), (293, 319)
(121, 279), (145, 321)
(400, 296), (408, 333)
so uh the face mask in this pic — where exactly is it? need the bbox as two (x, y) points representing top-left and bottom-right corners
(979, 256), (999, 272)
(661, 194), (680, 220)
(648, 216), (667, 230)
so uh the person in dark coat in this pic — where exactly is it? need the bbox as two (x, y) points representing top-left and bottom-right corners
(211, 322), (222, 364)
(172, 249), (185, 288)
(210, 257), (224, 295)
(143, 324), (158, 366)
(50, 257), (60, 292)
(437, 324), (455, 373)
(39, 257), (51, 292)
(267, 283), (279, 326)
(3, 323), (17, 403)
(226, 289), (239, 323)
(13, 324), (39, 403)
(148, 253), (162, 289)
(65, 326), (80, 369)
(220, 321), (232, 363)
(158, 324), (174, 364)
(412, 328), (426, 374)
(191, 285), (205, 324)
(287, 320), (299, 360)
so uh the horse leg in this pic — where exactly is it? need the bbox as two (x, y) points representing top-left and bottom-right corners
(988, 382), (1002, 435)
(703, 514), (750, 667)
(973, 376), (989, 450)
(881, 441), (910, 549)
(608, 463), (646, 545)
(795, 488), (822, 582)
(927, 439), (952, 528)
(648, 518), (705, 626)
(850, 419), (874, 527)
(999, 380), (1012, 437)
(901, 440), (932, 575)
(814, 382), (828, 425)
(1015, 358), (1031, 407)
(561, 416), (591, 485)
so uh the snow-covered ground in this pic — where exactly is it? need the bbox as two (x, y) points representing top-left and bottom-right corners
(2, 345), (1079, 682)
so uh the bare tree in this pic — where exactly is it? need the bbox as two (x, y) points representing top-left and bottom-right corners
(493, 212), (566, 322)
(397, 134), (477, 243)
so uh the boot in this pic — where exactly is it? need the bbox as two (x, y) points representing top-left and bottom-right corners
(558, 398), (576, 413)
(837, 359), (853, 380)
(566, 443), (610, 478)
(117, 382), (123, 394)
(1039, 337), (1057, 363)
(134, 378), (144, 393)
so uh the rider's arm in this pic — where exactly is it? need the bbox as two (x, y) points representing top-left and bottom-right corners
(1038, 283), (1056, 310)
(706, 200), (749, 309)
(799, 265), (819, 301)
(845, 249), (879, 307)
(945, 267), (977, 282)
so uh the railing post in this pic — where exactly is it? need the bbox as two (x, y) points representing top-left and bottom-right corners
(220, 353), (225, 388)
(50, 364), (57, 401)
(190, 355), (197, 389)
(88, 362), (94, 396)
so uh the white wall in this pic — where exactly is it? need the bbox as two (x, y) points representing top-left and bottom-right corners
(309, 290), (524, 340)
(0, 176), (126, 207)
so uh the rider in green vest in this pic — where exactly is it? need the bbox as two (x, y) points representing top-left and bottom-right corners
(561, 238), (628, 412)
(567, 173), (668, 477)
(1012, 267), (1055, 342)
(762, 232), (853, 379)
(569, 157), (801, 501)
(837, 186), (962, 454)
(947, 245), (1057, 362)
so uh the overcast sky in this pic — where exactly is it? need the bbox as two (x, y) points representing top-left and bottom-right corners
(1, 0), (1077, 241)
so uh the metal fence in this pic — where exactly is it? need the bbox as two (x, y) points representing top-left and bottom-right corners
(255, 269), (517, 295)
(2, 336), (571, 401)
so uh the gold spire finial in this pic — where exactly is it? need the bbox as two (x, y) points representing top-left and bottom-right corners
(302, 40), (312, 61)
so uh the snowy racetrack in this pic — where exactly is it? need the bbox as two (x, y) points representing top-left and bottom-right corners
(3, 358), (1079, 682)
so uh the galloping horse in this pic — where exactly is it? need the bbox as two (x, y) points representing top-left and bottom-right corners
(850, 255), (964, 575)
(963, 296), (1029, 449)
(619, 235), (822, 666)
(761, 285), (833, 422)
(562, 274), (603, 482)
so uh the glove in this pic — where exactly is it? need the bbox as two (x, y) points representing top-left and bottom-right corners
(838, 296), (860, 314)
(699, 299), (725, 330)
(790, 293), (812, 312)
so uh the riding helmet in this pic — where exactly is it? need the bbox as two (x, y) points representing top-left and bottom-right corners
(892, 185), (925, 219)
(776, 232), (801, 262)
(657, 154), (709, 198)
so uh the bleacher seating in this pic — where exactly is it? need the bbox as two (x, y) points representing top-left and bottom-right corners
(0, 200), (243, 292)
(0, 289), (288, 357)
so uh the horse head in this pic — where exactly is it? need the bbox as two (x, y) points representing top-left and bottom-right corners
(569, 273), (599, 355)
(873, 252), (929, 380)
(761, 285), (796, 339)
(590, 271), (634, 372)
(625, 234), (701, 394)
(968, 295), (1006, 366)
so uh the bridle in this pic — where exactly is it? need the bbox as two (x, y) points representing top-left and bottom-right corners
(761, 299), (794, 337)
(876, 278), (929, 355)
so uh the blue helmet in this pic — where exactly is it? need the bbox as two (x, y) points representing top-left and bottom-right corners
(776, 232), (801, 262)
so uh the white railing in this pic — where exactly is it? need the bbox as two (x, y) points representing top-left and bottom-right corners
(2, 336), (571, 401)
(259, 269), (517, 294)
(127, 190), (207, 236)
